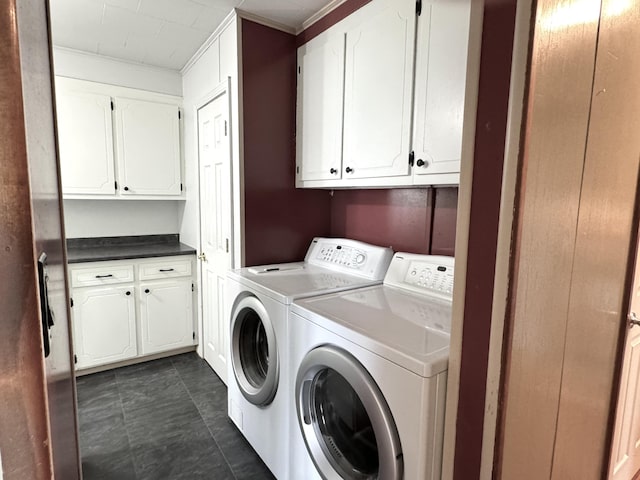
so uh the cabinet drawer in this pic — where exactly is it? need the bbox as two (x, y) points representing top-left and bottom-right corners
(139, 258), (192, 280)
(71, 265), (134, 287)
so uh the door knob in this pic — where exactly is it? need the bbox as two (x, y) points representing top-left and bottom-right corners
(198, 252), (207, 262)
(345, 166), (353, 173)
(629, 311), (640, 328)
(330, 168), (337, 174)
(416, 159), (426, 167)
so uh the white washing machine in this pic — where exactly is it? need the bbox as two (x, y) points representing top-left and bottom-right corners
(226, 237), (394, 479)
(288, 252), (455, 480)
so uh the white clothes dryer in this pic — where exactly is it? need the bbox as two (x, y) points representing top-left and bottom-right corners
(226, 238), (393, 479)
(288, 252), (455, 480)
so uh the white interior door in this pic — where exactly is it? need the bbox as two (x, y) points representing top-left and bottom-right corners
(198, 92), (232, 384)
(610, 250), (640, 479)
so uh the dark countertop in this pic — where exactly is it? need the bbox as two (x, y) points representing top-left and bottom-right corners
(67, 234), (196, 264)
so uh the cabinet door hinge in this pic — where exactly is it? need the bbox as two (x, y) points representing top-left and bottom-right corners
(178, 110), (181, 119)
(226, 238), (229, 253)
(115, 181), (118, 190)
(298, 65), (301, 74)
(416, 0), (422, 15)
(110, 100), (114, 111)
(191, 283), (194, 292)
(409, 151), (415, 167)
(70, 297), (74, 308)
(74, 354), (78, 364)
(193, 331), (196, 340)
(180, 183), (183, 192)
(224, 120), (228, 136)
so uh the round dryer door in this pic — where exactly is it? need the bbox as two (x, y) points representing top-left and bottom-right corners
(230, 296), (278, 406)
(296, 346), (403, 480)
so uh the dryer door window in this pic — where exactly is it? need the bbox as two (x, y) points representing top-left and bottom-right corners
(231, 296), (279, 406)
(296, 346), (403, 480)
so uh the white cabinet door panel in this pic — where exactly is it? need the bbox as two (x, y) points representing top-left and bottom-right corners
(296, 31), (345, 182)
(139, 279), (194, 355)
(73, 286), (137, 369)
(342, 0), (415, 179)
(413, 0), (470, 180)
(57, 89), (116, 195)
(115, 97), (181, 196)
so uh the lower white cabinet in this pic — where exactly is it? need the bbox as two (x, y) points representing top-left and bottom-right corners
(73, 285), (137, 369)
(70, 256), (196, 371)
(139, 279), (193, 355)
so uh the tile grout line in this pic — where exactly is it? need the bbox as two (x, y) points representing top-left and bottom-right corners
(170, 355), (239, 480)
(114, 366), (142, 480)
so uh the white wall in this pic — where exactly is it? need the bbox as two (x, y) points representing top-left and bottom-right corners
(63, 200), (183, 239)
(52, 47), (182, 95)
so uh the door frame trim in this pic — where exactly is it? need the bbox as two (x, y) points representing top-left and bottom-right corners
(194, 79), (234, 358)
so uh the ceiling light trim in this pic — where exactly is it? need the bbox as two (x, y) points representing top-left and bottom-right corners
(181, 9), (237, 75)
(234, 8), (296, 34)
(297, 0), (347, 34)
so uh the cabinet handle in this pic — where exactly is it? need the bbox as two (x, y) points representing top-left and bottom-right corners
(95, 274), (113, 278)
(345, 167), (353, 173)
(330, 168), (337, 174)
(125, 291), (131, 296)
(124, 186), (129, 191)
(159, 268), (174, 272)
(416, 159), (426, 167)
(145, 288), (150, 294)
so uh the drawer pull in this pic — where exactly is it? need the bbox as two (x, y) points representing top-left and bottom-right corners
(95, 274), (114, 278)
(159, 268), (175, 272)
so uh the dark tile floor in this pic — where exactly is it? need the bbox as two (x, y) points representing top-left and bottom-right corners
(77, 353), (276, 480)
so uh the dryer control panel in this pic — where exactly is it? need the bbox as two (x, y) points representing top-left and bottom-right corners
(305, 237), (393, 280)
(384, 253), (455, 302)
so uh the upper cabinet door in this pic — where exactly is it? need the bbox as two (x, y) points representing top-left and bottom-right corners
(56, 87), (116, 195)
(296, 30), (345, 182)
(342, 0), (416, 180)
(413, 0), (471, 182)
(115, 97), (182, 196)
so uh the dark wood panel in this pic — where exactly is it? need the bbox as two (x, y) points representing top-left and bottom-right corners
(0, 1), (54, 478)
(242, 20), (331, 266)
(551, 1), (640, 477)
(15, 0), (80, 477)
(497, 0), (600, 478)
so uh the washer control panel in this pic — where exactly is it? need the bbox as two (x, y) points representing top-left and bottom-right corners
(305, 237), (393, 280)
(385, 253), (455, 302)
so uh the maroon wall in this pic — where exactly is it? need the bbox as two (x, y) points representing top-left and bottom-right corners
(329, 187), (457, 255)
(242, 19), (332, 265)
(453, 1), (518, 479)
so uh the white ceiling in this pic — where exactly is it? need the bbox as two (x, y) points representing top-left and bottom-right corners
(49, 0), (334, 71)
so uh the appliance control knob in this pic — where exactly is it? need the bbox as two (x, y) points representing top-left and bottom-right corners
(355, 254), (365, 264)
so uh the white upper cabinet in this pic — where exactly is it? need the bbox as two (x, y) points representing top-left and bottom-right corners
(56, 86), (116, 195)
(295, 0), (474, 189)
(296, 29), (345, 182)
(55, 77), (183, 199)
(412, 0), (471, 185)
(342, 0), (415, 180)
(115, 97), (182, 196)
